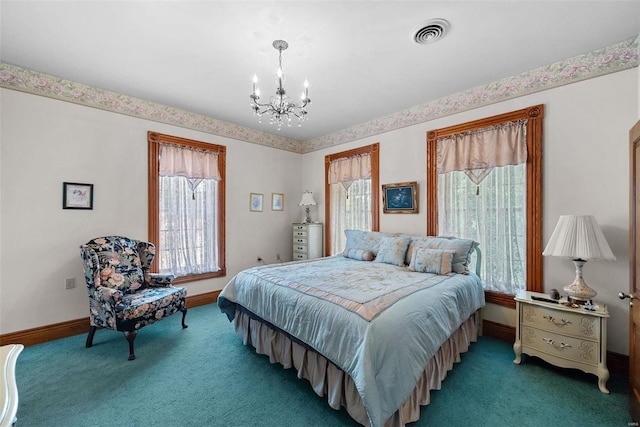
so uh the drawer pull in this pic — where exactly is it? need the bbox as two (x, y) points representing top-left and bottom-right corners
(543, 315), (572, 327)
(542, 337), (571, 350)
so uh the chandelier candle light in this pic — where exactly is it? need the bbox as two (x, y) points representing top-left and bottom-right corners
(542, 215), (616, 303)
(250, 40), (311, 130)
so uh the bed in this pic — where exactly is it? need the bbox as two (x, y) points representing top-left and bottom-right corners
(218, 230), (485, 427)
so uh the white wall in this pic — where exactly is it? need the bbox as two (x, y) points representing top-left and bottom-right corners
(0, 89), (302, 333)
(1, 67), (638, 355)
(302, 68), (638, 355)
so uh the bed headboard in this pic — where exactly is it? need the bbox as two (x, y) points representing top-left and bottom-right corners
(473, 246), (482, 277)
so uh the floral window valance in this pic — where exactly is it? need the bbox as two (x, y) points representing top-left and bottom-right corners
(436, 119), (528, 188)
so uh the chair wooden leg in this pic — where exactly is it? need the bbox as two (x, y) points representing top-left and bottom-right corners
(181, 308), (188, 329)
(125, 331), (137, 361)
(86, 326), (97, 348)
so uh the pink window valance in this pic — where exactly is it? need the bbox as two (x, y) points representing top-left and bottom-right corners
(437, 119), (528, 186)
(159, 143), (221, 181)
(328, 153), (371, 190)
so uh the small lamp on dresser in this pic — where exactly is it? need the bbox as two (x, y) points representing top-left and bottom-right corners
(542, 215), (616, 303)
(298, 191), (317, 223)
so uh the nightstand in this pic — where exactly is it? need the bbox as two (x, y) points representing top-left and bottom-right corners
(513, 290), (609, 393)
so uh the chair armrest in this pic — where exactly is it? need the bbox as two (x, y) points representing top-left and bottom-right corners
(92, 286), (123, 306)
(145, 273), (175, 288)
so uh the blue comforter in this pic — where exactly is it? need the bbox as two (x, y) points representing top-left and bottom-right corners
(219, 256), (484, 427)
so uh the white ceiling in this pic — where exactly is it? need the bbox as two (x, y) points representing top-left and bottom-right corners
(2, 1), (640, 141)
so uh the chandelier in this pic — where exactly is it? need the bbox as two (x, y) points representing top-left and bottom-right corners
(250, 40), (311, 130)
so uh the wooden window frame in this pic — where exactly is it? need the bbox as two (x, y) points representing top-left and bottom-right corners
(147, 131), (226, 283)
(426, 105), (544, 308)
(324, 143), (380, 256)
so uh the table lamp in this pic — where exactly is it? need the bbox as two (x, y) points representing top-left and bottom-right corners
(298, 191), (317, 223)
(542, 215), (616, 303)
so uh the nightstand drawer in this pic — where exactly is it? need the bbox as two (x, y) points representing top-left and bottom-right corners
(293, 225), (307, 231)
(293, 244), (307, 252)
(293, 230), (308, 238)
(521, 304), (600, 339)
(521, 325), (598, 366)
(293, 253), (308, 260)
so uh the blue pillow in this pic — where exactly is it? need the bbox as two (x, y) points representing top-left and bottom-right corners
(409, 247), (454, 275)
(342, 248), (375, 261)
(373, 236), (411, 267)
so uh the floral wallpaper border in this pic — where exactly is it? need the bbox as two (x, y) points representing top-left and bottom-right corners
(1, 35), (638, 154)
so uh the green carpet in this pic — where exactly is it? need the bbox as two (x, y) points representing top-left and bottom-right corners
(15, 304), (630, 426)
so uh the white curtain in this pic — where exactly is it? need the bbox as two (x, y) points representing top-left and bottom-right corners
(158, 143), (220, 276)
(437, 120), (527, 295)
(329, 153), (373, 255)
(330, 179), (372, 255)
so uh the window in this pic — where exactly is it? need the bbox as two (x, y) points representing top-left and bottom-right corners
(148, 131), (226, 283)
(324, 143), (380, 255)
(427, 105), (543, 308)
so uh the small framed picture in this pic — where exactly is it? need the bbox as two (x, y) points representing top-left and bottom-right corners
(382, 181), (418, 214)
(250, 193), (264, 212)
(271, 193), (284, 211)
(63, 182), (94, 210)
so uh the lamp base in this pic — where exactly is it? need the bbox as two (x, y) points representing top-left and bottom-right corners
(304, 207), (312, 223)
(563, 258), (597, 304)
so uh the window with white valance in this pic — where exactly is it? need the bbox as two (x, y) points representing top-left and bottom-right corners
(437, 120), (528, 295)
(325, 144), (379, 255)
(148, 132), (226, 282)
(427, 106), (544, 305)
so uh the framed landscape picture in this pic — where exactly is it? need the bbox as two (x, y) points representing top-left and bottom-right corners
(382, 181), (418, 214)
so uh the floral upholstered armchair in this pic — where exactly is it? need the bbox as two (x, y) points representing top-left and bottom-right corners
(80, 236), (187, 360)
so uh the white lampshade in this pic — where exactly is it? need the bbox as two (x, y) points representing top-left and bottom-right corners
(543, 215), (615, 261)
(543, 215), (615, 302)
(298, 191), (317, 207)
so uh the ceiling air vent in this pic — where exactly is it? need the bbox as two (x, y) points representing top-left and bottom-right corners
(413, 19), (450, 44)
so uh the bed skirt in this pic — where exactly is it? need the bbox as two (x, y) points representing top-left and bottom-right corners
(232, 309), (480, 427)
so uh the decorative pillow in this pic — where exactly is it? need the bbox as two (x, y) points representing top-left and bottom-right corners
(373, 236), (411, 267)
(401, 234), (478, 274)
(402, 234), (429, 265)
(409, 247), (454, 275)
(342, 248), (375, 261)
(344, 229), (395, 255)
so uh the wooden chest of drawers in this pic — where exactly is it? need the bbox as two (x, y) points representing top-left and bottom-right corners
(513, 290), (609, 393)
(292, 223), (323, 261)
